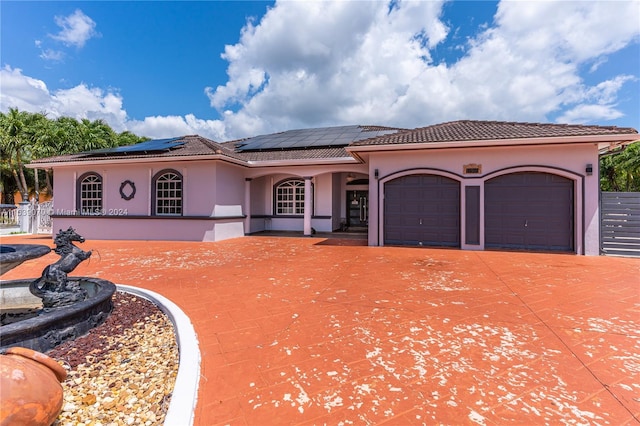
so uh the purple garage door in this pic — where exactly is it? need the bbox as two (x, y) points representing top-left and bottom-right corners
(384, 174), (460, 247)
(485, 172), (574, 252)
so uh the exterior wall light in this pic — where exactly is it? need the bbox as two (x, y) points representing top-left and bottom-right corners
(586, 164), (593, 176)
(374, 169), (379, 179)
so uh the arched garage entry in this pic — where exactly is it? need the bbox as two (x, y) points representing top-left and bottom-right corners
(384, 174), (460, 247)
(485, 172), (574, 252)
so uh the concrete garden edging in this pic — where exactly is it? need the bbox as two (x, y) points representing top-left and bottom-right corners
(117, 284), (200, 426)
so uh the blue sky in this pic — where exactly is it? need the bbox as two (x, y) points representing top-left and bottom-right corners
(1, 1), (639, 141)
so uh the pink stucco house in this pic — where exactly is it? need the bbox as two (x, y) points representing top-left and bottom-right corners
(31, 120), (638, 255)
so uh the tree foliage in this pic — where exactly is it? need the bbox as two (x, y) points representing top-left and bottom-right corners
(600, 141), (640, 192)
(0, 108), (147, 203)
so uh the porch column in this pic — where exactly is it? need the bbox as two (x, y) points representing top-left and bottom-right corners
(303, 176), (313, 236)
(244, 178), (252, 235)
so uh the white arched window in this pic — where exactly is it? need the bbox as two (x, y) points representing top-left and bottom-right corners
(77, 172), (102, 215)
(274, 179), (306, 215)
(153, 170), (183, 216)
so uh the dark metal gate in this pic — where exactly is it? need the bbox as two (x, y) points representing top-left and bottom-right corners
(601, 192), (640, 257)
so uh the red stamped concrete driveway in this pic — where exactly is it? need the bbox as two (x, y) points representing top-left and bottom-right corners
(3, 234), (639, 425)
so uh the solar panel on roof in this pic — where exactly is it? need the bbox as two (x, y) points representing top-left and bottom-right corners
(278, 140), (302, 149)
(234, 125), (401, 152)
(82, 137), (184, 156)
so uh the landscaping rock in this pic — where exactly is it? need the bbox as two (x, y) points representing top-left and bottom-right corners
(47, 292), (178, 425)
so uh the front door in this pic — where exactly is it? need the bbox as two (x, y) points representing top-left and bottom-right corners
(347, 190), (368, 229)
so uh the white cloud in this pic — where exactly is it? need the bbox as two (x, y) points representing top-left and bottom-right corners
(39, 49), (65, 62)
(207, 0), (640, 136)
(557, 104), (625, 124)
(0, 66), (52, 112)
(2, 1), (639, 143)
(50, 9), (99, 48)
(494, 1), (639, 63)
(555, 75), (636, 124)
(207, 0), (454, 135)
(0, 66), (126, 130)
(50, 84), (128, 130)
(127, 114), (226, 140)
(0, 66), (227, 140)
(586, 75), (636, 105)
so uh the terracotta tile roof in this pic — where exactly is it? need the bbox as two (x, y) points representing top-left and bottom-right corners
(30, 121), (638, 166)
(350, 120), (639, 146)
(31, 135), (240, 164)
(31, 127), (397, 165)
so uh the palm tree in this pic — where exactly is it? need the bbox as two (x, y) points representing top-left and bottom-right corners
(0, 108), (32, 200)
(0, 108), (148, 201)
(28, 114), (59, 197)
(78, 118), (117, 151)
(117, 130), (148, 147)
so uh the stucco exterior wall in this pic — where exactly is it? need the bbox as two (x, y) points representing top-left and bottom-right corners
(52, 162), (220, 216)
(249, 176), (268, 216)
(313, 173), (332, 217)
(46, 140), (604, 253)
(50, 161), (247, 242)
(50, 216), (242, 242)
(367, 143), (600, 254)
(179, 162), (216, 216)
(104, 165), (152, 215)
(50, 168), (75, 215)
(213, 162), (246, 217)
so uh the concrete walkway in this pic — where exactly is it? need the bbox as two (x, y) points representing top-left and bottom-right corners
(2, 234), (639, 425)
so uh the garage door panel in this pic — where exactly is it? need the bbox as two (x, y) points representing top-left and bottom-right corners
(527, 188), (554, 200)
(528, 233), (568, 248)
(439, 217), (460, 227)
(385, 216), (404, 227)
(488, 216), (523, 229)
(384, 174), (460, 247)
(485, 172), (574, 252)
(493, 232), (526, 247)
(385, 227), (421, 245)
(420, 230), (459, 242)
(396, 203), (420, 214)
(492, 205), (530, 216)
(396, 217), (420, 227)
(430, 213), (459, 226)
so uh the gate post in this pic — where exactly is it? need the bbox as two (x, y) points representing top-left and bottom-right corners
(18, 201), (30, 233)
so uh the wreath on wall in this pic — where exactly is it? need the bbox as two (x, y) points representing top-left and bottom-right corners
(119, 180), (136, 201)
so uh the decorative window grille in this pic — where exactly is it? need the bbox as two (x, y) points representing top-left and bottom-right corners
(79, 173), (102, 215)
(154, 171), (183, 215)
(275, 179), (306, 215)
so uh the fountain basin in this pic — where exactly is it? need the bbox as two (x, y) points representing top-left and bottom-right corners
(0, 277), (116, 353)
(0, 244), (51, 276)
